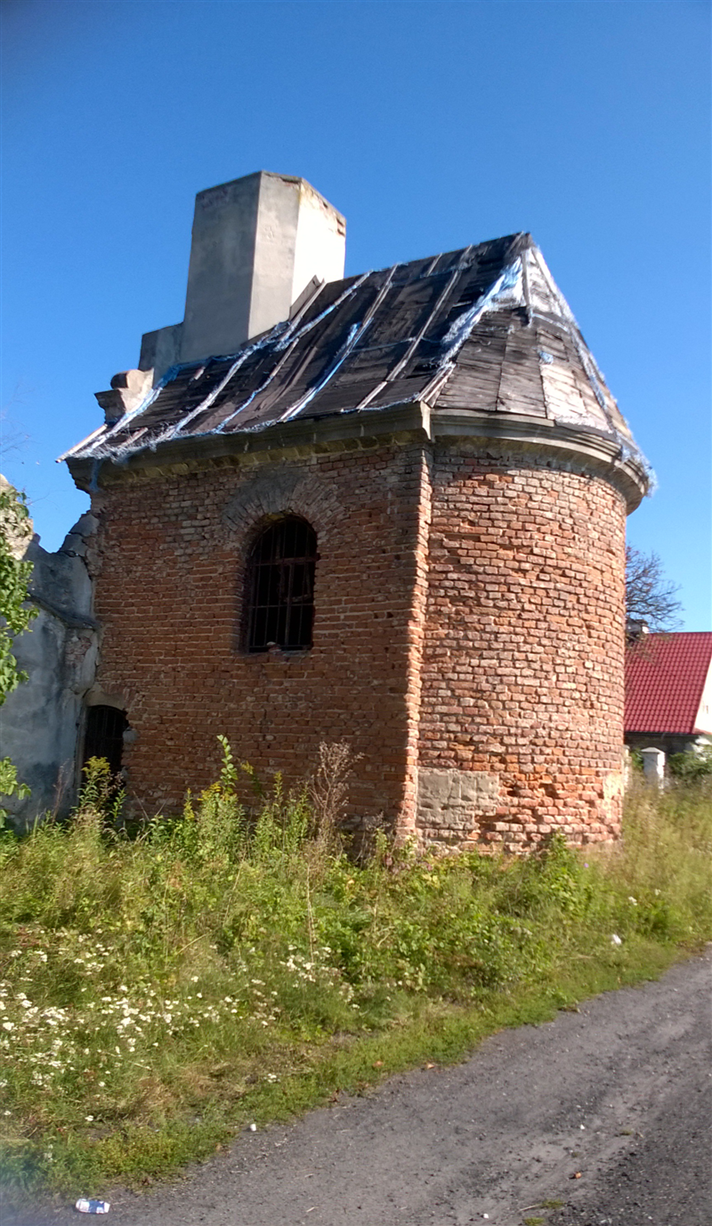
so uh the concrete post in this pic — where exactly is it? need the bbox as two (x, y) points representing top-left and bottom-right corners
(641, 747), (666, 787)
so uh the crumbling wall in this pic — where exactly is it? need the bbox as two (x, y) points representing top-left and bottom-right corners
(1, 513), (99, 828)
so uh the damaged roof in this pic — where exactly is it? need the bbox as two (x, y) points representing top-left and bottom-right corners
(63, 233), (647, 473)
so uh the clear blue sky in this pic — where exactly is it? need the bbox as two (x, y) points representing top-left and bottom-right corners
(2, 0), (710, 628)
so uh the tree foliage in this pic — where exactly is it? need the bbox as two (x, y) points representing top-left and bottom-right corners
(0, 480), (36, 703)
(0, 479), (36, 811)
(625, 546), (682, 632)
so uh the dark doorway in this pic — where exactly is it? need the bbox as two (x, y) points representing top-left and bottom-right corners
(83, 705), (128, 776)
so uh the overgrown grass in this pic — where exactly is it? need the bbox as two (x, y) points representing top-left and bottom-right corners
(0, 747), (710, 1206)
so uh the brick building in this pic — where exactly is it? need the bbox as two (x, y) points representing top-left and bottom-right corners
(61, 172), (650, 849)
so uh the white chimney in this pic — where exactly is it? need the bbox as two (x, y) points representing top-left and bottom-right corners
(139, 172), (346, 379)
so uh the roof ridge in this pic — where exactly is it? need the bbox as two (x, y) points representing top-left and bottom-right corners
(362, 231), (533, 285)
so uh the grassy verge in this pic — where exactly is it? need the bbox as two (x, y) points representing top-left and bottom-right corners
(1, 747), (710, 1205)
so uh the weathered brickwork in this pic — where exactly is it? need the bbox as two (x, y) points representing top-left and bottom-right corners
(88, 438), (429, 826)
(417, 442), (627, 849)
(87, 431), (628, 848)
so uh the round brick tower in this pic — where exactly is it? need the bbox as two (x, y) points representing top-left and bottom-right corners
(414, 442), (630, 848)
(409, 247), (648, 848)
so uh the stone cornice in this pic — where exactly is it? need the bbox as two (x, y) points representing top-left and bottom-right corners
(431, 407), (649, 512)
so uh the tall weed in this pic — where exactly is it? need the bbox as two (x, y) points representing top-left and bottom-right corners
(0, 748), (710, 1202)
(595, 778), (712, 943)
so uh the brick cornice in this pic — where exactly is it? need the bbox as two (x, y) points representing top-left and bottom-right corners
(66, 401), (648, 512)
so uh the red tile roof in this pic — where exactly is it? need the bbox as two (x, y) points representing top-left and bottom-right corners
(625, 632), (712, 734)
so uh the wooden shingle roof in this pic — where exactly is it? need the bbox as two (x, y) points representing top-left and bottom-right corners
(63, 234), (647, 480)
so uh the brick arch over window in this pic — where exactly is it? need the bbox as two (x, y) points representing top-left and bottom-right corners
(244, 515), (318, 652)
(222, 467), (343, 543)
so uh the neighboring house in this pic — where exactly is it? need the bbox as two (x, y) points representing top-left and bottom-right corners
(625, 631), (712, 758)
(7, 171), (651, 847)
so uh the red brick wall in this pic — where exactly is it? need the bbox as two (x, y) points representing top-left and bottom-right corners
(417, 444), (627, 848)
(89, 440), (428, 824)
(89, 434), (628, 847)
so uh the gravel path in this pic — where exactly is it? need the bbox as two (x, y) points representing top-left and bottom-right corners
(5, 951), (710, 1226)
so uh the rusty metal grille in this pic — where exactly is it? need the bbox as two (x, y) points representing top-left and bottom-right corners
(246, 517), (317, 652)
(83, 705), (127, 776)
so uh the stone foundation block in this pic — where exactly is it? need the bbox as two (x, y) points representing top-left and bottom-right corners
(416, 767), (499, 841)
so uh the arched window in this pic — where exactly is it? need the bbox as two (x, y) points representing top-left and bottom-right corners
(246, 516), (317, 652)
(83, 705), (128, 776)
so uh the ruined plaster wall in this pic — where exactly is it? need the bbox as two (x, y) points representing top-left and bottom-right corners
(416, 444), (627, 849)
(87, 438), (428, 825)
(1, 515), (99, 828)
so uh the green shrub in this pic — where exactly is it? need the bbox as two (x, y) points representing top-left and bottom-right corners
(668, 745), (712, 781)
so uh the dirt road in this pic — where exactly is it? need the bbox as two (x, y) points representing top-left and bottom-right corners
(6, 951), (710, 1226)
